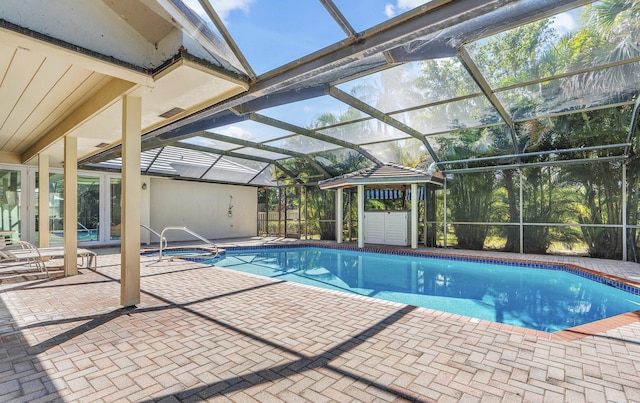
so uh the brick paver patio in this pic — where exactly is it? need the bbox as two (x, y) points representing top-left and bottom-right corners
(1, 238), (639, 402)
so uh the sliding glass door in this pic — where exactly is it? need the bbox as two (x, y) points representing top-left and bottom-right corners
(0, 169), (23, 238)
(31, 167), (121, 245)
(2, 163), (122, 246)
(110, 178), (121, 241)
(77, 175), (101, 242)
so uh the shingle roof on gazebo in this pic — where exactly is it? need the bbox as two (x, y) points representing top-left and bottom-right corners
(318, 163), (444, 189)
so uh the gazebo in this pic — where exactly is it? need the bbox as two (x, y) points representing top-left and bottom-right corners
(318, 163), (444, 248)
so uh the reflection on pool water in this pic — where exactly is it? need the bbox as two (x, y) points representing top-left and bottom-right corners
(50, 229), (100, 242)
(205, 246), (640, 332)
(49, 229), (121, 242)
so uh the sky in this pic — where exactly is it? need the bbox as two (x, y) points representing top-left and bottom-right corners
(165, 0), (610, 167)
(550, 11), (578, 35)
(180, 0), (579, 84)
(206, 0), (426, 23)
(175, 0), (581, 134)
(184, 0), (436, 74)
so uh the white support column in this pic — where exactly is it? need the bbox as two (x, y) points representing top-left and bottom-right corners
(443, 178), (448, 248)
(38, 154), (50, 248)
(411, 183), (418, 249)
(63, 137), (78, 276)
(357, 185), (364, 248)
(336, 188), (343, 244)
(423, 185), (428, 247)
(121, 95), (142, 307)
(622, 163), (627, 261)
(519, 169), (524, 254)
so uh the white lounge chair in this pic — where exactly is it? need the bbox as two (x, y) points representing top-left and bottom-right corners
(0, 240), (48, 276)
(1, 238), (97, 272)
(36, 246), (98, 270)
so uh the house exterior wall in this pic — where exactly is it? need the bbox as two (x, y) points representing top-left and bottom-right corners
(149, 177), (257, 242)
(140, 175), (152, 244)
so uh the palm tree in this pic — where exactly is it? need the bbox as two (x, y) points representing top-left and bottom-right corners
(558, 1), (640, 259)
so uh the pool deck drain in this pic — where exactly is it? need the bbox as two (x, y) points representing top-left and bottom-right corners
(1, 237), (639, 402)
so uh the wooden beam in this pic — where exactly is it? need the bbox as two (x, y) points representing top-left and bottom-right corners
(0, 151), (21, 164)
(22, 78), (138, 163)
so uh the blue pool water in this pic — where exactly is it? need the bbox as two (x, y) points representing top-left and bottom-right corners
(51, 229), (99, 242)
(204, 247), (640, 332)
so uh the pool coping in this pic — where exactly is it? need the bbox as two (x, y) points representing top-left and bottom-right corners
(148, 242), (640, 340)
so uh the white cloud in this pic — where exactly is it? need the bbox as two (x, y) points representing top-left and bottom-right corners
(384, 4), (396, 18)
(385, 0), (429, 18)
(210, 0), (253, 23)
(188, 137), (216, 147)
(550, 12), (577, 35)
(218, 125), (254, 141)
(183, 0), (253, 24)
(398, 0), (428, 9)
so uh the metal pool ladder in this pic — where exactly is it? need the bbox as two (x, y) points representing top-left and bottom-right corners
(157, 226), (219, 261)
(141, 224), (168, 249)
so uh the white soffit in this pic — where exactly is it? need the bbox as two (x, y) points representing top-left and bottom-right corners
(64, 60), (248, 165)
(0, 32), (116, 155)
(1, 0), (249, 167)
(141, 59), (248, 132)
(1, 26), (248, 166)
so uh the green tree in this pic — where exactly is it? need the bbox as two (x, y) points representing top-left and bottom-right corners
(447, 172), (497, 249)
(438, 128), (501, 249)
(277, 108), (373, 240)
(467, 19), (558, 88)
(556, 0), (640, 258)
(553, 107), (632, 258)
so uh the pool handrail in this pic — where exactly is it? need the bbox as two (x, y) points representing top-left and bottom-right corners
(77, 222), (91, 234)
(158, 226), (218, 261)
(141, 224), (168, 250)
(77, 222), (99, 241)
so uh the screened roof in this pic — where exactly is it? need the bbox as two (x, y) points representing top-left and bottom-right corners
(81, 0), (640, 187)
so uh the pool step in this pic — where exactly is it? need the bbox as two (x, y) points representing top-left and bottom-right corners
(173, 249), (225, 262)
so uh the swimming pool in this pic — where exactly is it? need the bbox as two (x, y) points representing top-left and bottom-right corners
(204, 246), (640, 332)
